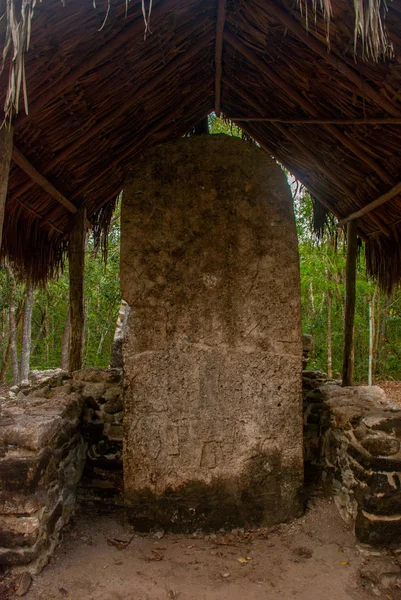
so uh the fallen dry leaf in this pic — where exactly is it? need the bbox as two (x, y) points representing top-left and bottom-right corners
(15, 572), (32, 597)
(237, 556), (253, 564)
(107, 534), (135, 550)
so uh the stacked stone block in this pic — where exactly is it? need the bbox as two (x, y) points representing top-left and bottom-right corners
(303, 380), (401, 547)
(0, 372), (86, 572)
(77, 368), (123, 503)
(0, 368), (123, 572)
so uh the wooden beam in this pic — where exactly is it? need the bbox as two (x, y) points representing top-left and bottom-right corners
(69, 206), (86, 372)
(0, 126), (13, 250)
(337, 180), (401, 227)
(12, 147), (77, 213)
(225, 32), (393, 185)
(69, 83), (214, 206)
(342, 220), (358, 386)
(224, 76), (391, 236)
(260, 0), (400, 117)
(231, 117), (401, 125)
(9, 28), (215, 205)
(16, 0), (184, 126)
(214, 0), (227, 116)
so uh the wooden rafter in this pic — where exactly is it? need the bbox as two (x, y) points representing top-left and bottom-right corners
(10, 28), (215, 205)
(214, 0), (227, 116)
(68, 81), (215, 208)
(16, 0), (185, 126)
(337, 181), (401, 227)
(12, 147), (77, 214)
(224, 76), (391, 237)
(225, 31), (393, 185)
(259, 0), (401, 117)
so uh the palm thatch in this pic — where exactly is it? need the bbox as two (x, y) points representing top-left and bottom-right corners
(1, 0), (401, 290)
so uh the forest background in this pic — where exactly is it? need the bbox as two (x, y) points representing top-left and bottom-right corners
(1, 116), (400, 384)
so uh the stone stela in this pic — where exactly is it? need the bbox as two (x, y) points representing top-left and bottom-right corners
(120, 134), (304, 530)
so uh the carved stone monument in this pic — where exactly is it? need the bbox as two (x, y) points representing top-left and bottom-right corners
(121, 135), (303, 530)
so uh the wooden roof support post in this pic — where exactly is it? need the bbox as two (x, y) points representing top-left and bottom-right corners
(342, 219), (358, 387)
(214, 0), (227, 116)
(68, 206), (86, 372)
(0, 126), (13, 250)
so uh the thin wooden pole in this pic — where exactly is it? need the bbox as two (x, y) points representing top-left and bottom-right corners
(225, 32), (393, 185)
(214, 0), (227, 116)
(224, 76), (388, 236)
(342, 220), (358, 386)
(337, 180), (401, 227)
(231, 117), (401, 125)
(368, 295), (374, 386)
(0, 126), (13, 250)
(12, 146), (77, 213)
(68, 206), (86, 372)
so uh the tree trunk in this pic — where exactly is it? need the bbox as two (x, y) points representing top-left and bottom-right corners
(68, 207), (86, 372)
(375, 294), (389, 377)
(20, 281), (34, 384)
(342, 220), (358, 386)
(60, 308), (71, 370)
(327, 268), (333, 379)
(0, 126), (13, 250)
(5, 260), (20, 385)
(368, 294), (374, 386)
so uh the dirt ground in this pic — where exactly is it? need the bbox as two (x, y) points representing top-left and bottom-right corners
(11, 496), (383, 600)
(378, 381), (401, 407)
(3, 380), (401, 599)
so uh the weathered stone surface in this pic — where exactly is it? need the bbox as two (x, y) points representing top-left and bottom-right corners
(73, 368), (121, 383)
(81, 382), (106, 403)
(29, 369), (69, 386)
(360, 434), (400, 457)
(0, 515), (39, 548)
(122, 135), (303, 529)
(103, 394), (123, 414)
(356, 510), (401, 547)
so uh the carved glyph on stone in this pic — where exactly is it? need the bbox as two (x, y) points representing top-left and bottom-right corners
(121, 135), (303, 530)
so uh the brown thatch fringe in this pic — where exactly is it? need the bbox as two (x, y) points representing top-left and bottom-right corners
(1, 213), (67, 285)
(311, 194), (329, 239)
(91, 192), (121, 263)
(365, 235), (401, 295)
(297, 0), (393, 60)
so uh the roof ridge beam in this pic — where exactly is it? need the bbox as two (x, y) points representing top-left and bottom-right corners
(214, 0), (227, 116)
(257, 0), (401, 117)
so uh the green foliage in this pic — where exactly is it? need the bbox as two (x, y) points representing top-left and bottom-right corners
(1, 208), (121, 380)
(2, 119), (401, 384)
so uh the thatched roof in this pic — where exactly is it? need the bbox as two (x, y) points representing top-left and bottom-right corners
(1, 0), (401, 289)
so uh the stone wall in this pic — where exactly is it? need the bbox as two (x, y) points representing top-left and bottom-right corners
(0, 371), (85, 572)
(78, 369), (123, 504)
(303, 376), (401, 547)
(0, 368), (123, 573)
(121, 134), (304, 531)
